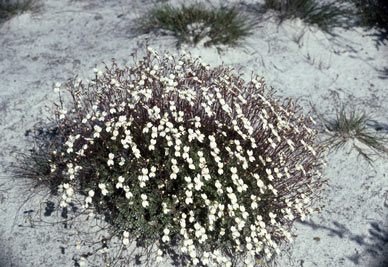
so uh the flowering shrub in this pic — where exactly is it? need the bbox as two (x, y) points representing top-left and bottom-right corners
(44, 46), (327, 266)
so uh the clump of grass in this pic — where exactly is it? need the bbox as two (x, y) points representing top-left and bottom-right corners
(0, 0), (40, 21)
(315, 104), (388, 165)
(139, 3), (256, 47)
(349, 0), (388, 29)
(261, 0), (350, 33)
(13, 125), (66, 192)
(17, 45), (327, 266)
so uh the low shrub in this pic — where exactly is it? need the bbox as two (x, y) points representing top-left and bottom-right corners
(21, 45), (327, 266)
(138, 3), (256, 47)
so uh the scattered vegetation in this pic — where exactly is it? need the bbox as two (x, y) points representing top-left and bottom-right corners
(0, 0), (40, 21)
(14, 125), (64, 192)
(313, 104), (388, 165)
(16, 45), (328, 266)
(138, 3), (256, 47)
(259, 0), (350, 33)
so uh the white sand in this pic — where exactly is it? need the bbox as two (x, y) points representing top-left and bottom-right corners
(0, 0), (387, 266)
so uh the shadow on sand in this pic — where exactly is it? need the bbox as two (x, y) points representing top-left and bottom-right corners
(0, 242), (21, 267)
(299, 219), (388, 267)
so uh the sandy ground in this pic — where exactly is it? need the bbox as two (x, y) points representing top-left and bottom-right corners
(0, 0), (388, 266)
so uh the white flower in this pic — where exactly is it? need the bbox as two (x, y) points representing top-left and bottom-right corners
(94, 125), (102, 133)
(123, 231), (130, 246)
(215, 180), (222, 189)
(156, 249), (164, 262)
(116, 176), (125, 189)
(269, 212), (277, 224)
(54, 82), (61, 93)
(119, 157), (125, 166)
(287, 139), (295, 151)
(185, 190), (193, 204)
(189, 249), (196, 259)
(85, 197), (92, 204)
(171, 165), (179, 173)
(210, 141), (217, 149)
(125, 191), (133, 199)
(133, 148), (141, 158)
(230, 167), (238, 174)
(162, 228), (170, 243)
(141, 194), (149, 207)
(266, 168), (275, 181)
(123, 231), (129, 238)
(107, 153), (114, 166)
(141, 168), (148, 175)
(163, 228), (170, 235)
(220, 228), (225, 236)
(98, 183), (108, 196)
(85, 190), (95, 204)
(142, 200), (149, 208)
(185, 190), (192, 197)
(188, 162), (195, 170)
(65, 187), (74, 197)
(79, 257), (86, 267)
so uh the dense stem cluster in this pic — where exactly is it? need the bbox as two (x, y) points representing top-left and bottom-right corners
(49, 46), (327, 266)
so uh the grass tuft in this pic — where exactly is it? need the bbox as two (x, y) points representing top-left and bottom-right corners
(314, 104), (388, 165)
(0, 0), (41, 21)
(13, 125), (66, 193)
(138, 3), (256, 47)
(261, 0), (351, 33)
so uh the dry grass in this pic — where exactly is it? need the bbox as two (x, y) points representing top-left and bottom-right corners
(312, 103), (388, 165)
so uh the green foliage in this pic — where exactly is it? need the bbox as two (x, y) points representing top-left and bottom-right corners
(0, 0), (40, 21)
(261, 0), (350, 33)
(139, 3), (256, 47)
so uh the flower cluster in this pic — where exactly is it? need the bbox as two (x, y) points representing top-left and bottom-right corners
(49, 45), (327, 266)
